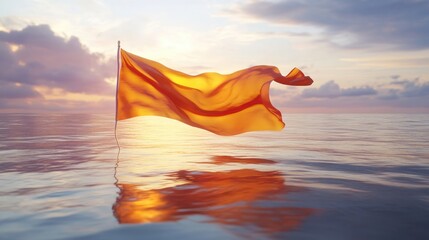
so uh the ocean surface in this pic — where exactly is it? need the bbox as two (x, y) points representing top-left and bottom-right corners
(0, 113), (428, 240)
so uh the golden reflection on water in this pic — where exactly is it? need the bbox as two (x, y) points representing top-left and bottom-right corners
(113, 155), (315, 235)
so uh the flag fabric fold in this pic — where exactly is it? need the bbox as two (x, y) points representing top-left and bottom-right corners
(116, 49), (313, 136)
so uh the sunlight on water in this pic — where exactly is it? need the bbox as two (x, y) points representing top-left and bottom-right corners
(0, 114), (428, 240)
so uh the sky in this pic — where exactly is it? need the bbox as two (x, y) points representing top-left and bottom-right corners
(0, 0), (428, 113)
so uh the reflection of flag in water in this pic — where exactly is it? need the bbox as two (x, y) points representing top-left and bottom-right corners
(112, 156), (316, 235)
(116, 49), (313, 135)
(113, 169), (314, 233)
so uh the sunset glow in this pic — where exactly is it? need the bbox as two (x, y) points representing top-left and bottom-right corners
(0, 0), (428, 113)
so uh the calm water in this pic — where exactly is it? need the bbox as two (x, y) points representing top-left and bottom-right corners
(0, 114), (428, 240)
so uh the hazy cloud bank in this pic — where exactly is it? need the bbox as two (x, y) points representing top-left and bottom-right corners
(301, 81), (377, 99)
(273, 77), (429, 112)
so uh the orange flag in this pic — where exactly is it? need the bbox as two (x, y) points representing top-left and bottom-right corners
(116, 49), (313, 136)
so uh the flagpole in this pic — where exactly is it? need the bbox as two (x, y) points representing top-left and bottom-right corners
(115, 40), (121, 156)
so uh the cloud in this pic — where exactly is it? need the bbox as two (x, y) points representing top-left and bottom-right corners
(232, 0), (429, 50)
(271, 78), (429, 113)
(380, 78), (429, 99)
(394, 80), (429, 98)
(301, 81), (377, 98)
(0, 24), (115, 94)
(0, 82), (42, 99)
(0, 24), (115, 112)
